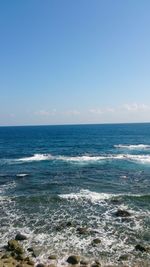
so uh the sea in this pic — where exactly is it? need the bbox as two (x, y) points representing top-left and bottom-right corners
(0, 123), (150, 266)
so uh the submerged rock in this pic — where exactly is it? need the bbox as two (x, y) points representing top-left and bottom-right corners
(77, 227), (88, 235)
(7, 240), (24, 255)
(118, 254), (129, 261)
(115, 209), (131, 217)
(91, 263), (101, 267)
(31, 247), (41, 258)
(91, 238), (101, 245)
(15, 233), (27, 241)
(56, 221), (74, 231)
(67, 255), (80, 264)
(48, 255), (57, 260)
(80, 259), (89, 265)
(135, 244), (147, 252)
(24, 257), (34, 265)
(36, 264), (45, 267)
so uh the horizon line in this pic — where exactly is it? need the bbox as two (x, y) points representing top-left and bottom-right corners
(0, 121), (150, 127)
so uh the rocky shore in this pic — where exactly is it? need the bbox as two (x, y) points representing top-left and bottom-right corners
(0, 208), (150, 267)
(0, 234), (150, 267)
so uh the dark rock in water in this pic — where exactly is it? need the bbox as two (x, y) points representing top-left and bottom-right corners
(15, 253), (25, 261)
(36, 264), (45, 267)
(31, 247), (41, 258)
(15, 233), (27, 241)
(90, 229), (99, 235)
(77, 227), (88, 235)
(115, 209), (131, 217)
(80, 259), (89, 265)
(92, 238), (101, 245)
(91, 263), (101, 267)
(110, 198), (121, 204)
(56, 221), (74, 231)
(24, 257), (35, 265)
(66, 221), (73, 227)
(48, 254), (57, 260)
(27, 247), (34, 252)
(94, 260), (101, 265)
(118, 254), (129, 261)
(135, 244), (147, 252)
(7, 240), (24, 255)
(67, 255), (80, 264)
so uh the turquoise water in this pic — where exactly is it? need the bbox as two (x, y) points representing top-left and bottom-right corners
(0, 124), (150, 264)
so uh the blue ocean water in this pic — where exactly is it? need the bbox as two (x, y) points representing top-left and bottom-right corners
(0, 124), (150, 264)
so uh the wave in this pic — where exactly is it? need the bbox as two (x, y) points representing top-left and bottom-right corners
(3, 153), (150, 165)
(114, 144), (150, 149)
(59, 189), (150, 203)
(59, 189), (114, 203)
(16, 173), (28, 177)
(16, 153), (54, 162)
(125, 154), (150, 163)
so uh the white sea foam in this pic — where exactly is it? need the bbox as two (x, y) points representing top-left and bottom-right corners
(59, 189), (149, 203)
(16, 173), (28, 177)
(17, 153), (54, 162)
(59, 189), (114, 203)
(8, 152), (150, 165)
(57, 155), (107, 162)
(115, 144), (150, 149)
(125, 154), (150, 163)
(0, 181), (16, 194)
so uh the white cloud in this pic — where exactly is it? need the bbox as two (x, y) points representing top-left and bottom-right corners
(89, 108), (103, 114)
(122, 103), (150, 112)
(63, 110), (80, 116)
(35, 109), (57, 116)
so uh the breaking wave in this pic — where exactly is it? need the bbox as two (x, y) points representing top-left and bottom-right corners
(114, 144), (150, 149)
(2, 153), (150, 165)
(16, 173), (28, 177)
(59, 189), (114, 203)
(17, 153), (54, 162)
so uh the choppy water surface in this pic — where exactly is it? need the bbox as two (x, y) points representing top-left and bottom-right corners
(0, 124), (150, 265)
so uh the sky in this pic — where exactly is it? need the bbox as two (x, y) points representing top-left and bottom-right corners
(0, 0), (150, 126)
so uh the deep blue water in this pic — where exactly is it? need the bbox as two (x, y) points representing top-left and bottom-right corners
(0, 124), (150, 264)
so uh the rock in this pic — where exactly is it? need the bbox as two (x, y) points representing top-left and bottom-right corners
(27, 247), (34, 252)
(135, 244), (147, 252)
(55, 221), (74, 231)
(77, 227), (88, 235)
(1, 253), (11, 259)
(115, 209), (131, 217)
(91, 263), (101, 267)
(24, 257), (34, 265)
(94, 260), (101, 265)
(15, 233), (27, 241)
(48, 255), (57, 260)
(31, 248), (41, 258)
(36, 264), (45, 267)
(15, 253), (25, 261)
(67, 255), (80, 264)
(92, 238), (101, 245)
(7, 240), (24, 255)
(110, 199), (121, 204)
(118, 254), (129, 261)
(66, 221), (73, 227)
(80, 259), (89, 265)
(27, 259), (35, 266)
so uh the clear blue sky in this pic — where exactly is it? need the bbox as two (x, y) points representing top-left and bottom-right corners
(0, 0), (150, 125)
